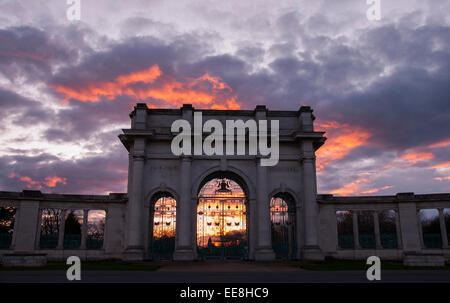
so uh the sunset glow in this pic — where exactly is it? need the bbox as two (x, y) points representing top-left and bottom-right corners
(400, 152), (435, 166)
(316, 121), (371, 171)
(51, 64), (241, 110)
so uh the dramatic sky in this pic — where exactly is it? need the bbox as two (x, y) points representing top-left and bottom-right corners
(0, 0), (449, 195)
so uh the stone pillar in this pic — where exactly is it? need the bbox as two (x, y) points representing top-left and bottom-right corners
(123, 146), (146, 261)
(417, 209), (424, 249)
(34, 209), (43, 249)
(255, 158), (275, 260)
(104, 206), (124, 255)
(394, 209), (402, 248)
(373, 211), (382, 249)
(13, 200), (40, 252)
(300, 141), (323, 260)
(438, 208), (449, 248)
(173, 156), (195, 260)
(352, 211), (360, 249)
(295, 202), (303, 259)
(80, 209), (89, 249)
(249, 197), (257, 260)
(317, 203), (337, 256)
(398, 202), (421, 252)
(57, 209), (67, 249)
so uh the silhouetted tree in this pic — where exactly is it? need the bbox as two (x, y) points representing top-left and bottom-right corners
(41, 209), (61, 235)
(64, 211), (82, 235)
(337, 211), (353, 234)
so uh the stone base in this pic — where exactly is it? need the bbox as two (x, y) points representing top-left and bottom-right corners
(1, 253), (47, 267)
(173, 249), (195, 261)
(122, 248), (144, 262)
(255, 248), (276, 261)
(301, 245), (324, 261)
(403, 252), (445, 267)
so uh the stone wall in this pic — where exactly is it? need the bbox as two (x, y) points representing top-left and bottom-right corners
(0, 190), (126, 261)
(1, 190), (449, 262)
(318, 193), (450, 261)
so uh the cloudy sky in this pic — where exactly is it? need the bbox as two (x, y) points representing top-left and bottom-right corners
(0, 0), (449, 195)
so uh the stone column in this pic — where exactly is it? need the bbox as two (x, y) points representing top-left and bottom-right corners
(398, 202), (420, 252)
(417, 209), (424, 249)
(104, 206), (125, 256)
(295, 203), (303, 259)
(352, 211), (360, 249)
(373, 211), (382, 249)
(255, 158), (275, 260)
(10, 206), (21, 249)
(394, 209), (402, 248)
(438, 208), (449, 248)
(80, 209), (89, 249)
(13, 200), (40, 252)
(123, 149), (145, 261)
(301, 143), (324, 260)
(57, 209), (67, 249)
(249, 197), (257, 260)
(173, 156), (194, 260)
(317, 204), (337, 255)
(34, 209), (43, 249)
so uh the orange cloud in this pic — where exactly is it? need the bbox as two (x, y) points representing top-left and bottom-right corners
(316, 121), (371, 171)
(116, 65), (162, 86)
(330, 173), (392, 196)
(51, 65), (162, 103)
(51, 64), (241, 110)
(360, 185), (393, 194)
(400, 151), (434, 166)
(330, 177), (369, 196)
(8, 172), (66, 189)
(44, 176), (67, 187)
(431, 162), (450, 169)
(434, 176), (450, 181)
(18, 176), (42, 189)
(428, 139), (450, 149)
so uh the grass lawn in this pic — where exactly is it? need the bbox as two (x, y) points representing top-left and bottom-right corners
(296, 259), (450, 271)
(0, 260), (160, 271)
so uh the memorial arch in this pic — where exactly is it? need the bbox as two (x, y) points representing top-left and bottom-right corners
(119, 103), (326, 261)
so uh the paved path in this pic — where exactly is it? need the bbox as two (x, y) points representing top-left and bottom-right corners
(155, 261), (302, 272)
(1, 261), (450, 283)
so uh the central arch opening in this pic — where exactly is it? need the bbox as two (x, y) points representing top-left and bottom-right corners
(197, 174), (248, 260)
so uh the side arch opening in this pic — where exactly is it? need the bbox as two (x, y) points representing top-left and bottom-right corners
(270, 192), (297, 260)
(149, 191), (176, 260)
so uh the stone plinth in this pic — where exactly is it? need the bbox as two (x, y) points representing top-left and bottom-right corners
(2, 253), (48, 267)
(403, 252), (445, 267)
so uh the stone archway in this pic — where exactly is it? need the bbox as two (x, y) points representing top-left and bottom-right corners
(121, 104), (325, 262)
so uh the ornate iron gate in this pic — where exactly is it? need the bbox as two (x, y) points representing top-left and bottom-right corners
(197, 179), (248, 260)
(151, 196), (176, 260)
(270, 195), (296, 259)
